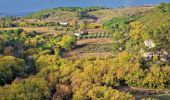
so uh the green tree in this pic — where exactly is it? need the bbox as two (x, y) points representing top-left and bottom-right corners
(0, 77), (51, 100)
(87, 86), (134, 100)
(59, 35), (76, 50)
(0, 56), (26, 85)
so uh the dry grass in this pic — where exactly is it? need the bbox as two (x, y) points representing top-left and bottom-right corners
(89, 9), (117, 24)
(45, 11), (76, 22)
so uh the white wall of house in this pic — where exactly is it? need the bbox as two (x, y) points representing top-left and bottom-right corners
(59, 22), (69, 26)
(74, 33), (81, 36)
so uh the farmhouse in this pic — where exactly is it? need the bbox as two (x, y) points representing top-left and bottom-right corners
(74, 33), (81, 37)
(59, 22), (69, 26)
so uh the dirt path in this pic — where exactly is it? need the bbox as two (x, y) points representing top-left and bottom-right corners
(117, 86), (170, 94)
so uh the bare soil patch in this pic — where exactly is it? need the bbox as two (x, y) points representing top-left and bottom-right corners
(87, 28), (106, 33)
(63, 51), (112, 59)
(77, 38), (113, 45)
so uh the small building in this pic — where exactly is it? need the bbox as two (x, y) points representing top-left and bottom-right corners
(74, 33), (81, 37)
(59, 22), (69, 26)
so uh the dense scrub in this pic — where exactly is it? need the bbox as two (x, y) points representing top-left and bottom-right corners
(0, 17), (56, 28)
(0, 56), (26, 85)
(25, 7), (106, 19)
(0, 28), (76, 84)
(103, 16), (139, 33)
(0, 77), (51, 99)
(0, 29), (135, 99)
(109, 3), (170, 56)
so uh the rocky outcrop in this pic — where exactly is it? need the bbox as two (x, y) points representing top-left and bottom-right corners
(141, 49), (170, 62)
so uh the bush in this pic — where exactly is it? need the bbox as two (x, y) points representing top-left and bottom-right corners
(82, 35), (88, 39)
(0, 77), (51, 99)
(97, 33), (101, 38)
(14, 28), (24, 35)
(59, 35), (76, 50)
(158, 2), (170, 12)
(100, 33), (105, 38)
(103, 16), (139, 32)
(0, 56), (26, 85)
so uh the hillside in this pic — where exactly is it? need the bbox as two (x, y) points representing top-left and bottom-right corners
(89, 6), (153, 24)
(25, 6), (153, 24)
(0, 3), (170, 100)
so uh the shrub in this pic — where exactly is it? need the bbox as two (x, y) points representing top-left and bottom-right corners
(0, 56), (26, 85)
(0, 77), (51, 99)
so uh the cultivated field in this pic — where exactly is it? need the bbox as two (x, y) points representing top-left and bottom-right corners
(63, 38), (114, 59)
(77, 38), (113, 45)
